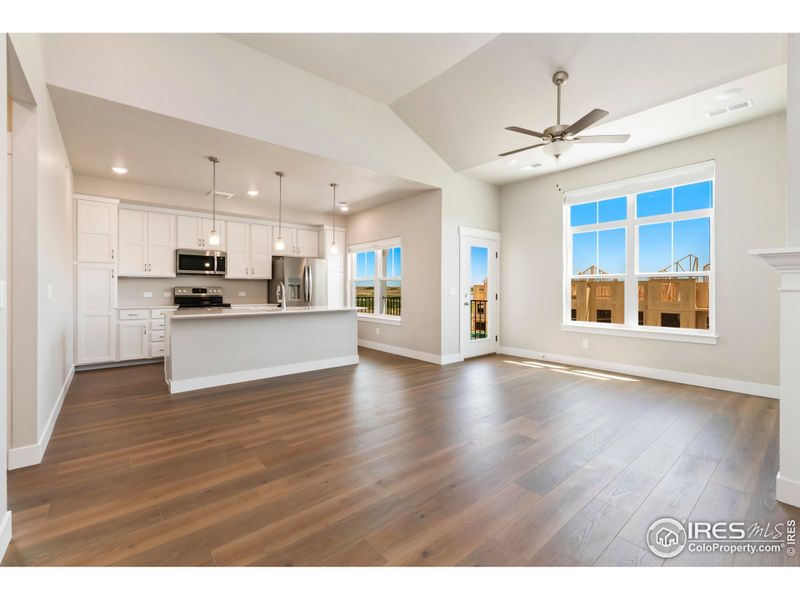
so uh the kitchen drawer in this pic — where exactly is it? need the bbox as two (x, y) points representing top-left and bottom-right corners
(150, 342), (165, 357)
(119, 309), (149, 321)
(150, 330), (165, 343)
(150, 308), (176, 319)
(150, 318), (165, 331)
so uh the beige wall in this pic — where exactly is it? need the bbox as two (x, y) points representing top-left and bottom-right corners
(1, 32), (10, 538)
(441, 175), (500, 357)
(347, 190), (442, 356)
(73, 175), (343, 228)
(7, 33), (74, 453)
(500, 114), (786, 387)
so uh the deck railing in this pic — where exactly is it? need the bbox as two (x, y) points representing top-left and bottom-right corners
(471, 299), (487, 339)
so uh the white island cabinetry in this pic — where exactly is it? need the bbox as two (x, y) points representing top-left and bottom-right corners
(165, 307), (358, 393)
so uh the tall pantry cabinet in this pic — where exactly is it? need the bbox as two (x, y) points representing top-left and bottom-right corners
(75, 195), (119, 364)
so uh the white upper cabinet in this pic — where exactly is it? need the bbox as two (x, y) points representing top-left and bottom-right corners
(272, 226), (319, 257)
(76, 196), (118, 263)
(147, 212), (177, 277)
(226, 221), (272, 280)
(225, 220), (250, 279)
(118, 209), (176, 277)
(296, 229), (319, 258)
(177, 215), (225, 250)
(250, 223), (272, 279)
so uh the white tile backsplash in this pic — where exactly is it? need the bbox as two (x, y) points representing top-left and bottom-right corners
(118, 275), (269, 307)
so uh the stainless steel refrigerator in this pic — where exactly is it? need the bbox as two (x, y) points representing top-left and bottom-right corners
(268, 257), (328, 307)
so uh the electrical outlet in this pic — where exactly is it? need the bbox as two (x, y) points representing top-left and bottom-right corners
(163, 291), (171, 297)
(238, 291), (246, 297)
(376, 327), (380, 335)
(143, 292), (153, 298)
(582, 338), (590, 350)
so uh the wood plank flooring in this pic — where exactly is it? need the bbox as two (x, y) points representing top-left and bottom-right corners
(3, 349), (798, 566)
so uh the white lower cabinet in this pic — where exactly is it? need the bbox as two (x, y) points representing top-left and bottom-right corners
(77, 263), (118, 364)
(118, 320), (149, 361)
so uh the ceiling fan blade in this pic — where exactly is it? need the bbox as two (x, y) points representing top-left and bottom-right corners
(498, 142), (546, 157)
(573, 134), (631, 143)
(505, 126), (548, 139)
(564, 108), (609, 136)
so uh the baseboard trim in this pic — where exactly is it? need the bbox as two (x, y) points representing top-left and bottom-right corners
(358, 339), (461, 365)
(76, 358), (163, 371)
(8, 366), (75, 470)
(0, 511), (11, 563)
(498, 346), (779, 399)
(776, 472), (800, 508)
(169, 355), (360, 394)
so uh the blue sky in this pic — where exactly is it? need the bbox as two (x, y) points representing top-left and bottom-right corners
(571, 181), (712, 275)
(355, 248), (402, 286)
(471, 246), (489, 285)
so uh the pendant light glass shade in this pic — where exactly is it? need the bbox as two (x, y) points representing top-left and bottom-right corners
(329, 183), (339, 254)
(275, 171), (285, 251)
(208, 156), (220, 246)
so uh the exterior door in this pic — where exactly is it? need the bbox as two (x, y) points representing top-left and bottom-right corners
(460, 232), (500, 359)
(117, 208), (148, 276)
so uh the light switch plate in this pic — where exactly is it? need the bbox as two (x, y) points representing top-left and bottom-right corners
(449, 287), (458, 296)
(143, 292), (154, 298)
(238, 291), (246, 297)
(0, 281), (6, 309)
(47, 283), (53, 301)
(163, 291), (171, 297)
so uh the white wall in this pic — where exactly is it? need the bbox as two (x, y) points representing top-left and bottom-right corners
(74, 175), (341, 229)
(347, 190), (443, 357)
(500, 114), (786, 389)
(7, 33), (74, 462)
(1, 32), (12, 559)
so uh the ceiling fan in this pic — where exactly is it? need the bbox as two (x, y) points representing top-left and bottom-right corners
(500, 70), (630, 159)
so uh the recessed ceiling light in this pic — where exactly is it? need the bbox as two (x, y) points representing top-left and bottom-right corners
(715, 87), (743, 101)
(504, 159), (518, 167)
(111, 166), (128, 175)
(339, 202), (349, 212)
(247, 190), (259, 197)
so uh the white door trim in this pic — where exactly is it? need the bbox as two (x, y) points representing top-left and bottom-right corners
(459, 228), (500, 359)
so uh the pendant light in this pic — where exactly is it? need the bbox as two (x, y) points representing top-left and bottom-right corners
(275, 171), (286, 251)
(329, 183), (339, 255)
(207, 156), (221, 247)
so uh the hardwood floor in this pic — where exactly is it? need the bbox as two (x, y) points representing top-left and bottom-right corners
(3, 349), (798, 566)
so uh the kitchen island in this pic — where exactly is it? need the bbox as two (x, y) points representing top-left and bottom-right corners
(164, 306), (359, 393)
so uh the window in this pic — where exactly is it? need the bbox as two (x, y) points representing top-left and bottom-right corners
(565, 161), (714, 338)
(348, 238), (402, 321)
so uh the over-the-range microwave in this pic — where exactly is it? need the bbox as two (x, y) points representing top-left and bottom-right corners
(175, 249), (227, 276)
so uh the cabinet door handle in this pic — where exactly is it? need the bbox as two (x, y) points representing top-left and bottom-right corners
(111, 249), (115, 259)
(111, 269), (115, 278)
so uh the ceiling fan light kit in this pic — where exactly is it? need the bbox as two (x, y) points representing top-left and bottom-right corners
(500, 70), (631, 160)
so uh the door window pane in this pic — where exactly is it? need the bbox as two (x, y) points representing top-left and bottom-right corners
(636, 188), (672, 217)
(470, 246), (489, 339)
(570, 202), (597, 226)
(598, 228), (626, 275)
(674, 181), (713, 212)
(638, 222), (671, 273)
(598, 197), (627, 223)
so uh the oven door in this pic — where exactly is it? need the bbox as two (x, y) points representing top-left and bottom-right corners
(176, 251), (218, 275)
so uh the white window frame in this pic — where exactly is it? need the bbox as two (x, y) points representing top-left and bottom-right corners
(348, 237), (402, 326)
(562, 161), (717, 344)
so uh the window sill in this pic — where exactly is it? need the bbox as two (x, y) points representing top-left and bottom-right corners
(358, 314), (402, 327)
(560, 322), (717, 344)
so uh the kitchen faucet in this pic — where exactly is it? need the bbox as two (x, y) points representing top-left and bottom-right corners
(276, 281), (287, 310)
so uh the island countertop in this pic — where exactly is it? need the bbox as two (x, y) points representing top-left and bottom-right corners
(168, 306), (358, 320)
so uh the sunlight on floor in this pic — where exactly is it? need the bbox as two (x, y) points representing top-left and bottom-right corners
(502, 359), (640, 383)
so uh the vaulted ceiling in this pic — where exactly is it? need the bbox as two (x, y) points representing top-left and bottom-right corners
(228, 33), (788, 184)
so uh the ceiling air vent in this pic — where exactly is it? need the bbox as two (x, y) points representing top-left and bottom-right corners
(706, 99), (753, 118)
(207, 190), (235, 200)
(519, 162), (543, 171)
